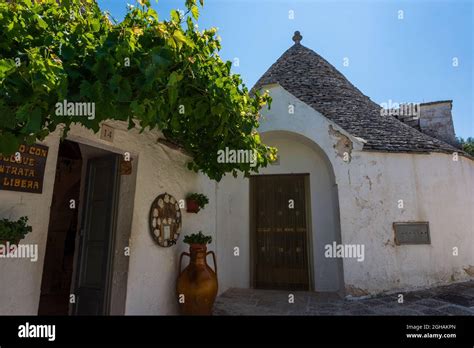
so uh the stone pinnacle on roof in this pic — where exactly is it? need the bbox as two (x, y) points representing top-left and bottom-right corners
(253, 37), (460, 155)
(292, 31), (302, 44)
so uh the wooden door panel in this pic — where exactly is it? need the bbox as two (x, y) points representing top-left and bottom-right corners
(74, 155), (119, 315)
(252, 175), (310, 291)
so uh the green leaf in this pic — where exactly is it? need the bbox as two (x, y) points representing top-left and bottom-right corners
(36, 15), (48, 29)
(61, 45), (74, 60)
(0, 102), (15, 128)
(172, 30), (189, 47)
(211, 103), (225, 115)
(174, 30), (194, 49)
(171, 114), (180, 128)
(170, 9), (180, 23)
(166, 36), (177, 49)
(16, 104), (32, 122)
(185, 0), (196, 9)
(0, 59), (16, 78)
(167, 71), (182, 86)
(118, 79), (132, 102)
(152, 49), (172, 68)
(168, 86), (178, 105)
(172, 30), (184, 42)
(0, 132), (20, 155)
(90, 18), (101, 32)
(191, 5), (199, 20)
(24, 109), (42, 134)
(80, 80), (92, 98)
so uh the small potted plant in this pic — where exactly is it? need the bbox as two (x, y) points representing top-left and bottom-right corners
(183, 231), (213, 247)
(0, 216), (32, 254)
(185, 193), (209, 213)
(177, 231), (217, 315)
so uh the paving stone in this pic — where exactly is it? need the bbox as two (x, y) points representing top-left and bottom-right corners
(307, 302), (344, 311)
(307, 293), (342, 305)
(376, 308), (421, 316)
(354, 298), (387, 307)
(414, 298), (451, 308)
(404, 304), (432, 312)
(286, 310), (315, 316)
(411, 289), (439, 298)
(348, 308), (378, 315)
(435, 293), (474, 307)
(256, 297), (308, 310)
(437, 305), (474, 316)
(372, 302), (402, 310)
(401, 293), (425, 303)
(420, 308), (447, 316)
(376, 295), (399, 304)
(213, 281), (474, 316)
(460, 288), (474, 298)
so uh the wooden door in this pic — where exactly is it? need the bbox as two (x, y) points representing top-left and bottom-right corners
(73, 155), (119, 315)
(251, 174), (311, 290)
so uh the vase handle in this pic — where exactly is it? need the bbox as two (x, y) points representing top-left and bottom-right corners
(207, 251), (217, 276)
(179, 252), (190, 275)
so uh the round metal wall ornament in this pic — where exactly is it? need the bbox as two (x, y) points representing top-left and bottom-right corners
(149, 193), (182, 247)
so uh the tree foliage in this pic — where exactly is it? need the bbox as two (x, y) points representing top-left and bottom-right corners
(0, 216), (32, 242)
(458, 137), (474, 157)
(0, 0), (276, 181)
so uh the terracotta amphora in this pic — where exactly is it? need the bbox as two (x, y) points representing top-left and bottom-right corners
(177, 244), (218, 315)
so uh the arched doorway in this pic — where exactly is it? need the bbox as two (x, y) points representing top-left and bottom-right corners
(250, 130), (344, 292)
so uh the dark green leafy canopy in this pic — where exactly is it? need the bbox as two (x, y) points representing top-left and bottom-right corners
(0, 0), (276, 181)
(458, 137), (474, 157)
(0, 216), (32, 242)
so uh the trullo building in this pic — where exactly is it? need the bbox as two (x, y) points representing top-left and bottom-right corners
(0, 32), (472, 315)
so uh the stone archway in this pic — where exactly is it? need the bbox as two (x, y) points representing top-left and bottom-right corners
(256, 130), (344, 292)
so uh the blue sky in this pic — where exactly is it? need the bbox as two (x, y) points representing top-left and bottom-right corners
(97, 0), (473, 138)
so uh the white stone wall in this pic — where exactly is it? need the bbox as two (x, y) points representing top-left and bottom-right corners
(0, 135), (60, 315)
(65, 123), (219, 315)
(419, 101), (457, 146)
(216, 85), (474, 296)
(340, 151), (474, 294)
(0, 121), (218, 315)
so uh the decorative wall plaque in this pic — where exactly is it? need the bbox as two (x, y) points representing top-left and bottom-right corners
(394, 222), (430, 245)
(149, 193), (182, 247)
(0, 143), (48, 194)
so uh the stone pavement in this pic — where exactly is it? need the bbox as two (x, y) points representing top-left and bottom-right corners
(213, 280), (474, 315)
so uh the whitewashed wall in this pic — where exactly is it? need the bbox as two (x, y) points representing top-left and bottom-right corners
(216, 85), (474, 296)
(0, 135), (60, 315)
(340, 151), (474, 294)
(65, 122), (218, 315)
(216, 132), (344, 293)
(0, 121), (218, 315)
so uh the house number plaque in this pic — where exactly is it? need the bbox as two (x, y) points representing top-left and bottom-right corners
(149, 193), (182, 247)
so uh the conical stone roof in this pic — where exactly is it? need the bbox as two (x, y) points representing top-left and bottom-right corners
(253, 33), (458, 154)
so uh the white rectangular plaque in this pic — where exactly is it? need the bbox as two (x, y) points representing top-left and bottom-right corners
(163, 225), (171, 240)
